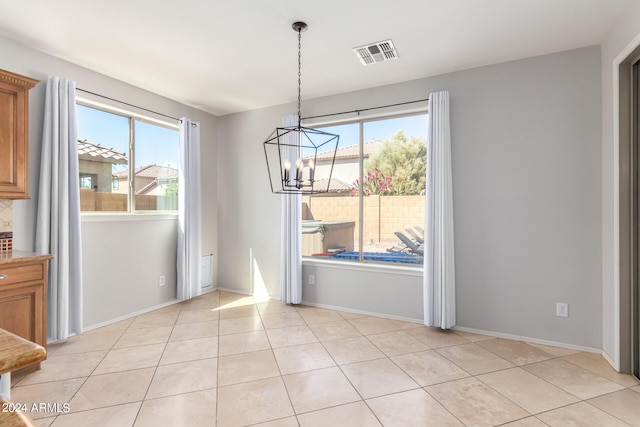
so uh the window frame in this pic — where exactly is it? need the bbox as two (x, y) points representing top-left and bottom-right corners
(76, 98), (180, 216)
(301, 110), (428, 268)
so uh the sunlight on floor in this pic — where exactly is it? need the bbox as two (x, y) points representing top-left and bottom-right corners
(213, 296), (257, 311)
(250, 248), (270, 303)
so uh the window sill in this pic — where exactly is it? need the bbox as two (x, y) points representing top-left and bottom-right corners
(81, 212), (178, 222)
(302, 256), (423, 277)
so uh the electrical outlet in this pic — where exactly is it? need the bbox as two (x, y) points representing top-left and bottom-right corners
(159, 275), (165, 287)
(556, 302), (569, 317)
(308, 274), (315, 285)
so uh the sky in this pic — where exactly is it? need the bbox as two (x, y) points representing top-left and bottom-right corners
(312, 113), (428, 152)
(76, 104), (179, 171)
(77, 104), (427, 165)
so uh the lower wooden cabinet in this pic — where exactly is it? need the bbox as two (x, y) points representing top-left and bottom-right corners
(0, 253), (52, 370)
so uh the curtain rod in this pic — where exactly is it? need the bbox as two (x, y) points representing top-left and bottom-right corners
(301, 97), (430, 121)
(76, 88), (181, 122)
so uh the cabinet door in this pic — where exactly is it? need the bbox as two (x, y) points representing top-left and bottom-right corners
(0, 261), (47, 351)
(0, 70), (38, 199)
(0, 283), (44, 345)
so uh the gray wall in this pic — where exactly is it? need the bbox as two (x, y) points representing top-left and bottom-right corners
(0, 35), (219, 329)
(218, 46), (603, 348)
(447, 47), (601, 347)
(217, 107), (291, 297)
(302, 263), (423, 321)
(81, 217), (178, 326)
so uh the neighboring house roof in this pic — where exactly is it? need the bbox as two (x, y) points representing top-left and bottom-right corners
(112, 165), (179, 195)
(313, 177), (353, 193)
(113, 165), (179, 180)
(77, 139), (127, 165)
(311, 139), (384, 163)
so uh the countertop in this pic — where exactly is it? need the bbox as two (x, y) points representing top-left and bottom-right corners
(0, 251), (53, 266)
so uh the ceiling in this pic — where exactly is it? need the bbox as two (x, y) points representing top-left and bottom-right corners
(0, 0), (631, 116)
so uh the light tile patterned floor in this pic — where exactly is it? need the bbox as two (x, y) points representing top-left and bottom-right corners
(9, 291), (640, 427)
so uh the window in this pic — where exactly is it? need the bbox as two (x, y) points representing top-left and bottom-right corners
(76, 103), (179, 213)
(302, 113), (427, 265)
(79, 173), (97, 190)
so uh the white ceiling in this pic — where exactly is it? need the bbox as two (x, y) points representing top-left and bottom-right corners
(0, 0), (631, 116)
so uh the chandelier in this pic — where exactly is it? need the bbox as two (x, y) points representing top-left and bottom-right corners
(263, 21), (339, 195)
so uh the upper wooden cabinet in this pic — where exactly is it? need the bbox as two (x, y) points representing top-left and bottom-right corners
(0, 69), (38, 199)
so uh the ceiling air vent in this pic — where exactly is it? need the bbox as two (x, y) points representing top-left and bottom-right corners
(353, 40), (398, 66)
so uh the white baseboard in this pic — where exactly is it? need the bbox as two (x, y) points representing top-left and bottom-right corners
(75, 289), (607, 369)
(217, 286), (251, 296)
(601, 349), (619, 371)
(80, 299), (181, 335)
(302, 298), (602, 355)
(300, 299), (422, 324)
(71, 290), (221, 341)
(452, 325), (602, 354)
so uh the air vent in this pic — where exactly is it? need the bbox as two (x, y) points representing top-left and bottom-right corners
(353, 40), (398, 66)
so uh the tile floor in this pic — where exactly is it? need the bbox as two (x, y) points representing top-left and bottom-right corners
(8, 290), (640, 427)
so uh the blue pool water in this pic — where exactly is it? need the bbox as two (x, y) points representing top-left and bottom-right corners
(331, 251), (423, 264)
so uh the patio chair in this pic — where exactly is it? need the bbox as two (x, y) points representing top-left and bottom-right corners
(405, 227), (424, 244)
(386, 241), (408, 253)
(394, 231), (424, 256)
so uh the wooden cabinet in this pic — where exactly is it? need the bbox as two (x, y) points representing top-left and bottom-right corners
(0, 69), (38, 199)
(0, 252), (52, 370)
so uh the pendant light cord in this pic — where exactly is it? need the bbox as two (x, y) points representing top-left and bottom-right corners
(297, 28), (302, 128)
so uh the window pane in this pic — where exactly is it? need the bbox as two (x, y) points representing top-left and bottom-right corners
(301, 114), (427, 265)
(134, 120), (179, 211)
(302, 123), (359, 257)
(77, 105), (129, 212)
(362, 115), (427, 265)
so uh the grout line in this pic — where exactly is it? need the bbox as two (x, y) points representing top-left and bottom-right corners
(258, 302), (300, 424)
(214, 294), (221, 427)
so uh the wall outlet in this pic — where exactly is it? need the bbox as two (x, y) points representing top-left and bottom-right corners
(308, 274), (315, 285)
(556, 302), (569, 317)
(159, 275), (165, 287)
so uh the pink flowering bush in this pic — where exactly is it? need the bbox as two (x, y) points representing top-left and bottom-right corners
(350, 131), (426, 196)
(351, 168), (418, 196)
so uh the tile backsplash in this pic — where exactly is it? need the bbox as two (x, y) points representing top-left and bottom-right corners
(0, 200), (13, 252)
(0, 200), (12, 232)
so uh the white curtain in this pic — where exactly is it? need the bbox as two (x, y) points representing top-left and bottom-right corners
(281, 115), (302, 304)
(35, 76), (83, 341)
(424, 90), (456, 329)
(177, 118), (202, 301)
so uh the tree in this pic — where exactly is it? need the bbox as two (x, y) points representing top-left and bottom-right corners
(352, 131), (426, 196)
(164, 180), (178, 197)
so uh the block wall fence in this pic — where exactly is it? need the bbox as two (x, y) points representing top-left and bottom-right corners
(302, 195), (425, 245)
